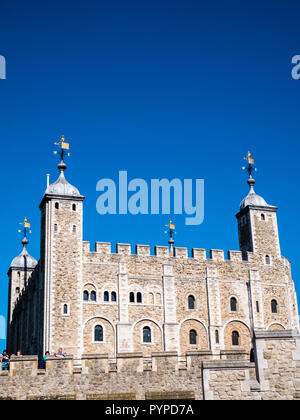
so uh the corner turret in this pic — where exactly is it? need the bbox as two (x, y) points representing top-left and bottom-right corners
(236, 152), (281, 260)
(7, 218), (37, 353)
(39, 136), (84, 358)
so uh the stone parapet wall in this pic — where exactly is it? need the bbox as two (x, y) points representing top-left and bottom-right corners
(0, 330), (299, 400)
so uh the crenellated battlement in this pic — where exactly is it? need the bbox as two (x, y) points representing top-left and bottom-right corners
(82, 241), (254, 263)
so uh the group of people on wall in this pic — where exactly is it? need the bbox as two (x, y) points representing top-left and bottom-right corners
(0, 347), (66, 370)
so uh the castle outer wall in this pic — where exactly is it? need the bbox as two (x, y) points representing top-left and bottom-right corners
(1, 330), (300, 400)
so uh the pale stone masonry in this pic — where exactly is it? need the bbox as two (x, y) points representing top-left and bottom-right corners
(5, 154), (300, 399)
(0, 331), (300, 400)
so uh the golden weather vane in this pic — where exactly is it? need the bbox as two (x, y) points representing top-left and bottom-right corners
(165, 220), (175, 231)
(164, 220), (176, 245)
(53, 135), (71, 161)
(242, 151), (257, 179)
(18, 217), (32, 237)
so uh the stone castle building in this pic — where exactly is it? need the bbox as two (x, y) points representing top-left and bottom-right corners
(6, 150), (299, 367)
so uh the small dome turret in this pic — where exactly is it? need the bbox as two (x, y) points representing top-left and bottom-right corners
(45, 160), (81, 197)
(240, 178), (270, 210)
(240, 151), (276, 210)
(10, 237), (37, 270)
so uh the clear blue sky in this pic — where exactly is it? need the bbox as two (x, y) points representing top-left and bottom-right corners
(0, 0), (299, 351)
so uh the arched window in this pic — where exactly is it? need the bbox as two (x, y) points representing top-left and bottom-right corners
(271, 299), (278, 314)
(188, 295), (195, 310)
(90, 291), (96, 302)
(111, 291), (117, 302)
(16, 287), (20, 294)
(94, 325), (103, 342)
(54, 224), (58, 232)
(137, 292), (142, 303)
(189, 329), (197, 345)
(230, 297), (237, 312)
(63, 304), (68, 315)
(143, 326), (151, 343)
(232, 331), (239, 346)
(72, 225), (77, 233)
(261, 214), (265, 221)
(215, 330), (219, 344)
(72, 204), (76, 211)
(256, 301), (260, 313)
(83, 290), (89, 301)
(55, 202), (59, 210)
(104, 291), (109, 302)
(265, 255), (271, 265)
(129, 292), (135, 303)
